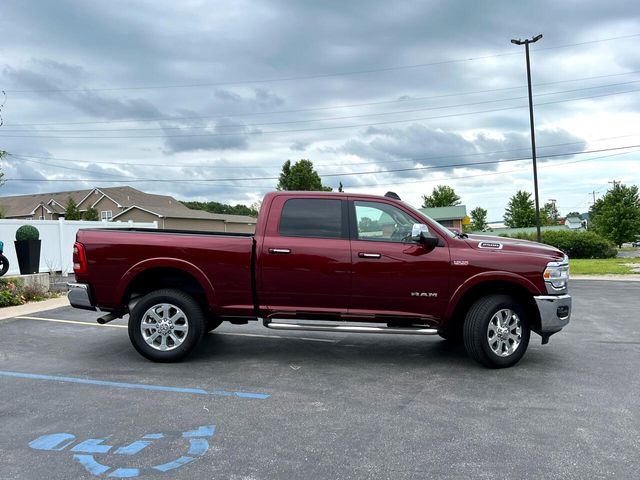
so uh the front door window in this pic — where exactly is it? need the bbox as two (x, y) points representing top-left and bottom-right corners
(354, 201), (418, 243)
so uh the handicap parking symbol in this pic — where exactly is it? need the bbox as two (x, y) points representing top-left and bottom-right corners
(29, 425), (215, 477)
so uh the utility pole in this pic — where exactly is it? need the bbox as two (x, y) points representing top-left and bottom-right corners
(591, 190), (598, 204)
(608, 180), (621, 189)
(511, 33), (543, 242)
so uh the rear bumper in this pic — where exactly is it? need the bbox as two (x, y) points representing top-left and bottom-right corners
(67, 283), (97, 311)
(534, 294), (571, 334)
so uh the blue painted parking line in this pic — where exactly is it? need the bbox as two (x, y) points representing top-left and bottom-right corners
(0, 370), (270, 399)
(115, 440), (152, 455)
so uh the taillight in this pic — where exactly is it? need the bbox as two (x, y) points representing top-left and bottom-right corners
(73, 242), (87, 274)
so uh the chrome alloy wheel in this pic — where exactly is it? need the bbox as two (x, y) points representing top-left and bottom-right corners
(140, 303), (189, 351)
(486, 308), (522, 357)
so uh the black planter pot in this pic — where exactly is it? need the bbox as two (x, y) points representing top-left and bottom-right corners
(14, 239), (41, 275)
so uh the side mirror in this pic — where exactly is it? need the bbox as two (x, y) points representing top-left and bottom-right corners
(411, 223), (428, 242)
(411, 223), (439, 248)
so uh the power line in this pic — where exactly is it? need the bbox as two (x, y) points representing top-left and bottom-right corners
(5, 70), (640, 128)
(5, 80), (640, 134)
(4, 144), (639, 184)
(4, 148), (637, 191)
(2, 88), (639, 140)
(342, 149), (640, 189)
(6, 33), (639, 94)
(6, 134), (636, 170)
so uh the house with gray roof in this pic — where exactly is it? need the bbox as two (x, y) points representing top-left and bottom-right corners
(0, 186), (256, 233)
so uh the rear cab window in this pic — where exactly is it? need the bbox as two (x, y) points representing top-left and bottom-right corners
(279, 198), (348, 239)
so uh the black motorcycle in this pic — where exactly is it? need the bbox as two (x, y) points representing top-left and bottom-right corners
(0, 241), (9, 276)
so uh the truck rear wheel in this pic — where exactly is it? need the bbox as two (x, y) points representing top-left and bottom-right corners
(463, 294), (530, 368)
(128, 289), (205, 362)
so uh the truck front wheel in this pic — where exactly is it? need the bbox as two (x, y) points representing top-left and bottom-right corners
(128, 289), (205, 362)
(463, 294), (530, 368)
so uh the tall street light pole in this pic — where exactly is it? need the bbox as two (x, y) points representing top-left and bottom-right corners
(511, 33), (543, 242)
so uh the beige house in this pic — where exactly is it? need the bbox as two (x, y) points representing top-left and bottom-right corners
(0, 186), (256, 233)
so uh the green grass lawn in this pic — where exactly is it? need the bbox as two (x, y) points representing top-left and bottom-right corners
(570, 257), (640, 275)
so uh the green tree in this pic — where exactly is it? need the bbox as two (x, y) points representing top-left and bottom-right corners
(64, 197), (82, 220)
(541, 201), (560, 226)
(83, 206), (99, 221)
(566, 211), (580, 217)
(276, 159), (332, 191)
(470, 207), (488, 231)
(338, 181), (344, 193)
(421, 185), (461, 208)
(504, 190), (536, 228)
(589, 183), (640, 247)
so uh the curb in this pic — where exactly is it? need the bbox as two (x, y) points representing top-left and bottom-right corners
(0, 296), (70, 320)
(572, 275), (640, 282)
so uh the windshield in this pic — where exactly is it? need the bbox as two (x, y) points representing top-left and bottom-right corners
(402, 202), (458, 239)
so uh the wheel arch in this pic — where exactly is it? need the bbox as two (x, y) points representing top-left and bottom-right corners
(444, 274), (541, 334)
(117, 259), (216, 315)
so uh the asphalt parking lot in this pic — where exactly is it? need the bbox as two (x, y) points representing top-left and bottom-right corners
(1, 280), (638, 479)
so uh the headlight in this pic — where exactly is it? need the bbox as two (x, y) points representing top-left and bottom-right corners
(543, 255), (569, 292)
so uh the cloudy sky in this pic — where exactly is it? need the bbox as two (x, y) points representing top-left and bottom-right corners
(1, 0), (639, 221)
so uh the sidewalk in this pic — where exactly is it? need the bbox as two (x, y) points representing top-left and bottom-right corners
(0, 296), (70, 320)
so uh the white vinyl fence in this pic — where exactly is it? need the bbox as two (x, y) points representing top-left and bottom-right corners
(0, 219), (158, 276)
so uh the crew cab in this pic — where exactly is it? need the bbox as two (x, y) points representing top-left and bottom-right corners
(68, 191), (571, 368)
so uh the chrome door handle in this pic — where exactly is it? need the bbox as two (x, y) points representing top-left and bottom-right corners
(269, 248), (291, 254)
(358, 252), (381, 259)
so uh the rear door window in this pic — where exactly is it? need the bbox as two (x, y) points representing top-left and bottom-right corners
(279, 198), (346, 239)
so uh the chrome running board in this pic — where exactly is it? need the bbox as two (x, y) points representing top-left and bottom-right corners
(262, 318), (438, 335)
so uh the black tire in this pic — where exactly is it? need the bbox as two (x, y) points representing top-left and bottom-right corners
(0, 255), (9, 277)
(128, 289), (205, 362)
(463, 294), (530, 368)
(207, 318), (223, 332)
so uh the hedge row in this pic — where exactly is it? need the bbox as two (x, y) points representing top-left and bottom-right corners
(499, 230), (617, 259)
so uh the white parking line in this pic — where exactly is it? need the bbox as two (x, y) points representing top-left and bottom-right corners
(16, 316), (126, 328)
(14, 316), (337, 343)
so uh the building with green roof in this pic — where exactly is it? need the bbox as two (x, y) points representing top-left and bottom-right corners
(419, 205), (468, 231)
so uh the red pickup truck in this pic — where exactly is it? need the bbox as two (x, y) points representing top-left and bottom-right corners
(68, 191), (571, 368)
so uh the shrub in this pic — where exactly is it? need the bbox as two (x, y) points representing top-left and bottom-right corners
(21, 283), (48, 302)
(15, 225), (40, 241)
(0, 278), (54, 307)
(0, 278), (25, 307)
(500, 230), (617, 259)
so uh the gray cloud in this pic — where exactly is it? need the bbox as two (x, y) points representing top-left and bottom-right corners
(290, 140), (311, 151)
(3, 60), (162, 120)
(162, 117), (259, 153)
(0, 0), (638, 210)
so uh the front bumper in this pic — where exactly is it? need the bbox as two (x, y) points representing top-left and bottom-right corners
(534, 294), (571, 334)
(67, 283), (97, 311)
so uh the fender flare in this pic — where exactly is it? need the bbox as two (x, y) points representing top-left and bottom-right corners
(115, 257), (216, 310)
(444, 271), (538, 321)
